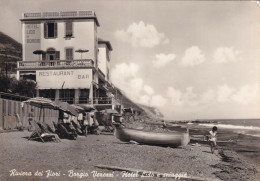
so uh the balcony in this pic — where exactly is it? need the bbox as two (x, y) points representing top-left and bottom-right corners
(17, 59), (94, 70)
(58, 97), (119, 105)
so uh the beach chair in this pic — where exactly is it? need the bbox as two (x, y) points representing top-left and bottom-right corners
(53, 122), (77, 140)
(71, 120), (83, 135)
(28, 120), (61, 143)
(38, 122), (61, 142)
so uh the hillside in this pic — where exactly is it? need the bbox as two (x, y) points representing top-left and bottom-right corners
(0, 32), (22, 74)
(114, 87), (164, 119)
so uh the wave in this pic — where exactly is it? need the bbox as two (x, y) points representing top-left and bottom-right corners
(244, 133), (260, 138)
(198, 123), (260, 131)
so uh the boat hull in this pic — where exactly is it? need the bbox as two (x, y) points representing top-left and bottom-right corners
(114, 127), (190, 147)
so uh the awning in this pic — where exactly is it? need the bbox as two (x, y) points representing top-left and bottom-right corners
(20, 72), (36, 75)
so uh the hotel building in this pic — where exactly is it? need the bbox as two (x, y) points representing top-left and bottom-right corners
(17, 11), (119, 110)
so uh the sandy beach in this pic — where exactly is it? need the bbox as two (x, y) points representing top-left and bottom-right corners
(0, 129), (259, 181)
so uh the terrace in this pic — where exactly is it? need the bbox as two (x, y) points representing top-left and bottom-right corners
(58, 97), (120, 105)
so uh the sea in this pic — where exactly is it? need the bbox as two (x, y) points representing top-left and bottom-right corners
(170, 119), (260, 164)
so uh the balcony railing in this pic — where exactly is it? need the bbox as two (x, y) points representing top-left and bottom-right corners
(23, 11), (96, 19)
(17, 59), (94, 70)
(57, 97), (118, 105)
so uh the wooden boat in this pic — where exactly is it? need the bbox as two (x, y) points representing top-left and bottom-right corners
(113, 124), (190, 147)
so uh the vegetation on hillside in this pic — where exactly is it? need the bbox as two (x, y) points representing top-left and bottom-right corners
(0, 32), (22, 74)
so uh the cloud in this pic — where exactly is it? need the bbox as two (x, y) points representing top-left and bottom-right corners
(166, 84), (258, 108)
(213, 47), (240, 64)
(150, 95), (167, 107)
(111, 62), (166, 108)
(166, 87), (183, 106)
(152, 53), (176, 68)
(231, 84), (259, 104)
(115, 21), (169, 48)
(143, 85), (154, 95)
(181, 46), (205, 66)
(166, 86), (199, 106)
(217, 84), (235, 102)
(112, 62), (139, 80)
(201, 89), (216, 103)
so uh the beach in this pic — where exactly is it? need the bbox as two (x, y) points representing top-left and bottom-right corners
(0, 127), (259, 181)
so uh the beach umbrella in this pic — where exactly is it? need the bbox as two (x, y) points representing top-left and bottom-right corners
(23, 97), (78, 117)
(75, 49), (89, 59)
(23, 97), (60, 110)
(54, 100), (79, 116)
(100, 109), (118, 114)
(77, 104), (96, 112)
(71, 104), (85, 113)
(33, 50), (45, 60)
(23, 97), (60, 122)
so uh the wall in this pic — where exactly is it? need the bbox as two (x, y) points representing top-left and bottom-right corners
(22, 19), (97, 62)
(0, 98), (59, 130)
(98, 44), (107, 80)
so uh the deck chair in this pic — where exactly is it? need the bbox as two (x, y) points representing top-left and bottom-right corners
(28, 120), (61, 143)
(54, 122), (77, 140)
(71, 120), (83, 135)
(38, 122), (61, 142)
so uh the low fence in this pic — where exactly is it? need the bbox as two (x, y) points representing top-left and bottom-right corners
(0, 98), (59, 130)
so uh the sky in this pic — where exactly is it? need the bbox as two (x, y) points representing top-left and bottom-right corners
(0, 0), (259, 120)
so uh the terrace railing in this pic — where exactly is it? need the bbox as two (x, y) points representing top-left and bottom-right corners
(57, 97), (118, 105)
(23, 11), (96, 19)
(17, 59), (94, 70)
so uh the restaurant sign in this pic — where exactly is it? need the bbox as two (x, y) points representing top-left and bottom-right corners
(36, 69), (92, 89)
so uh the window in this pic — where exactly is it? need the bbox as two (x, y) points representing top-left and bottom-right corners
(39, 89), (55, 100)
(65, 48), (73, 60)
(65, 21), (73, 37)
(44, 22), (57, 38)
(60, 89), (75, 104)
(45, 48), (60, 60)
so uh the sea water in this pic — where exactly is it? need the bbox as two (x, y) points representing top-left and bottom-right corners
(198, 119), (260, 138)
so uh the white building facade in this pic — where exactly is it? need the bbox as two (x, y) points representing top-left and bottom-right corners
(17, 11), (118, 109)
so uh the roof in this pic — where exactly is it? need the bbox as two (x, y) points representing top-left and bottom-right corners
(20, 11), (100, 26)
(98, 38), (113, 51)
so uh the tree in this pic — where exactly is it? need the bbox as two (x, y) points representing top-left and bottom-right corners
(11, 79), (37, 97)
(0, 73), (37, 97)
(0, 73), (14, 92)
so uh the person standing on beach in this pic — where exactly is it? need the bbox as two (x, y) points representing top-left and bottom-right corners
(28, 108), (34, 131)
(209, 126), (218, 146)
(207, 126), (218, 154)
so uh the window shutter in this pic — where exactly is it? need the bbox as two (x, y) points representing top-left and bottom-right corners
(44, 23), (47, 38)
(54, 23), (57, 38)
(55, 51), (60, 60)
(66, 49), (69, 60)
(42, 52), (46, 60)
(65, 22), (73, 36)
(66, 48), (73, 60)
(70, 49), (73, 60)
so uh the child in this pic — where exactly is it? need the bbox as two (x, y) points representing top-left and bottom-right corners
(209, 126), (218, 147)
(205, 126), (218, 154)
